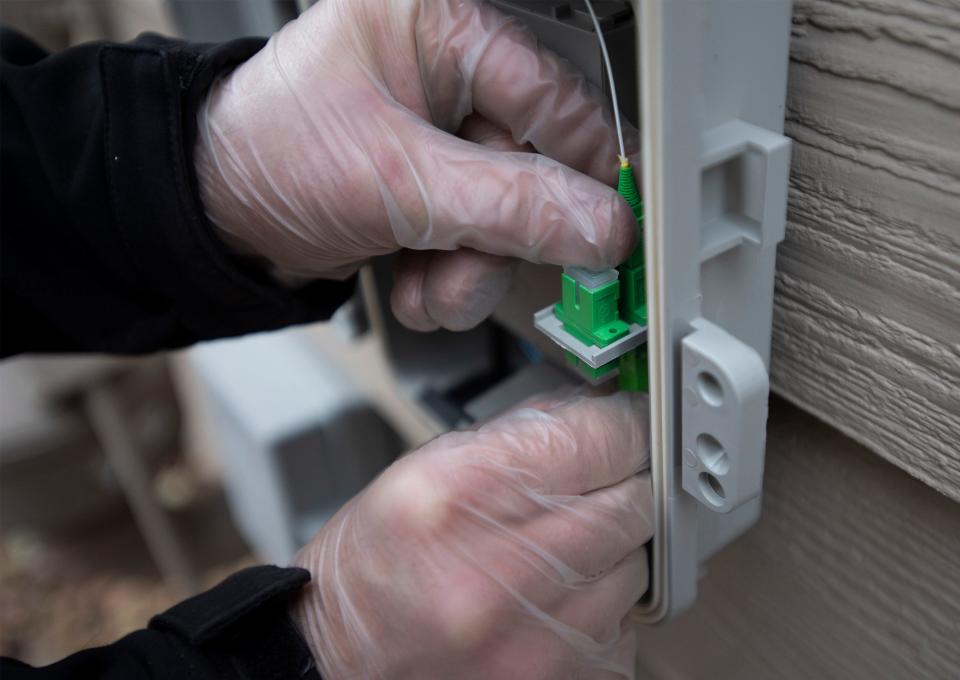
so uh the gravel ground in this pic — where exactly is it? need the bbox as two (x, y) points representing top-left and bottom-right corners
(0, 487), (253, 666)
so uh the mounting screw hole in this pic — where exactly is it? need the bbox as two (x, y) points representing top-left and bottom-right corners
(698, 472), (726, 506)
(697, 371), (724, 407)
(696, 433), (729, 474)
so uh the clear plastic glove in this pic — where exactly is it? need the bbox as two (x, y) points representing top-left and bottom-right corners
(291, 391), (653, 679)
(195, 0), (638, 332)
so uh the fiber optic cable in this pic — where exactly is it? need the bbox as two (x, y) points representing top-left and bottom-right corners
(583, 0), (627, 163)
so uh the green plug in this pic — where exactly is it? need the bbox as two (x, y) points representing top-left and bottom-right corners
(618, 162), (644, 224)
(545, 161), (649, 390)
(554, 274), (629, 348)
(616, 163), (647, 326)
(616, 162), (649, 393)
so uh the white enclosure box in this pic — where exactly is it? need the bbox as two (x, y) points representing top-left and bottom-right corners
(493, 0), (793, 621)
(637, 0), (793, 620)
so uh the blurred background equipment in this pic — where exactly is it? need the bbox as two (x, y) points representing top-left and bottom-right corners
(166, 0), (296, 42)
(188, 330), (401, 565)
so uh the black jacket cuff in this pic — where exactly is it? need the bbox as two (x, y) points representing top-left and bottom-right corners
(0, 566), (321, 679)
(149, 565), (321, 679)
(101, 34), (355, 349)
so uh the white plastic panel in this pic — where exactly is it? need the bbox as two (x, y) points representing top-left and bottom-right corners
(533, 306), (647, 369)
(637, 0), (794, 622)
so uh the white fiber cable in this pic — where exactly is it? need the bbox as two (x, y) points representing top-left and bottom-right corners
(583, 0), (627, 163)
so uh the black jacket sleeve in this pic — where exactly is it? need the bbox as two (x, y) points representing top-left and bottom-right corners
(1, 565), (323, 679)
(1, 28), (355, 357)
(1, 29), (336, 678)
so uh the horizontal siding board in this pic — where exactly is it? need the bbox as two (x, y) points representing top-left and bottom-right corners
(770, 0), (960, 500)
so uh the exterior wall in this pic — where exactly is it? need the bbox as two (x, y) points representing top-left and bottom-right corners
(635, 397), (960, 679)
(771, 0), (960, 500)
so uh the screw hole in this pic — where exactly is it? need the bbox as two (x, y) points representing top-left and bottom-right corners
(697, 371), (724, 407)
(698, 472), (726, 506)
(696, 433), (729, 475)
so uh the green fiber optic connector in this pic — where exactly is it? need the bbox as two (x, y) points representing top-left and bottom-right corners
(565, 352), (619, 382)
(553, 274), (629, 348)
(542, 162), (648, 387)
(618, 345), (649, 392)
(615, 163), (649, 392)
(618, 162), (644, 224)
(616, 163), (647, 326)
(618, 263), (646, 326)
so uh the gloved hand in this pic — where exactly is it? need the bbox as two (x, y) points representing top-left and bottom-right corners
(195, 0), (638, 332)
(291, 391), (653, 679)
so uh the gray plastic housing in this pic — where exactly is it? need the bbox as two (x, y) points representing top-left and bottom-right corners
(637, 0), (793, 621)
(169, 0), (297, 42)
(499, 0), (793, 621)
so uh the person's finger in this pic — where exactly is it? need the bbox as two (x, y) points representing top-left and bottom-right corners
(486, 553), (645, 678)
(382, 119), (635, 269)
(595, 618), (640, 680)
(515, 391), (649, 494)
(387, 113), (545, 333)
(533, 474), (654, 578)
(460, 550), (649, 679)
(391, 248), (518, 331)
(467, 391), (650, 496)
(390, 250), (441, 332)
(509, 386), (589, 415)
(416, 1), (638, 185)
(457, 113), (535, 154)
(457, 112), (643, 219)
(502, 380), (620, 417)
(555, 549), (648, 640)
(458, 472), (653, 580)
